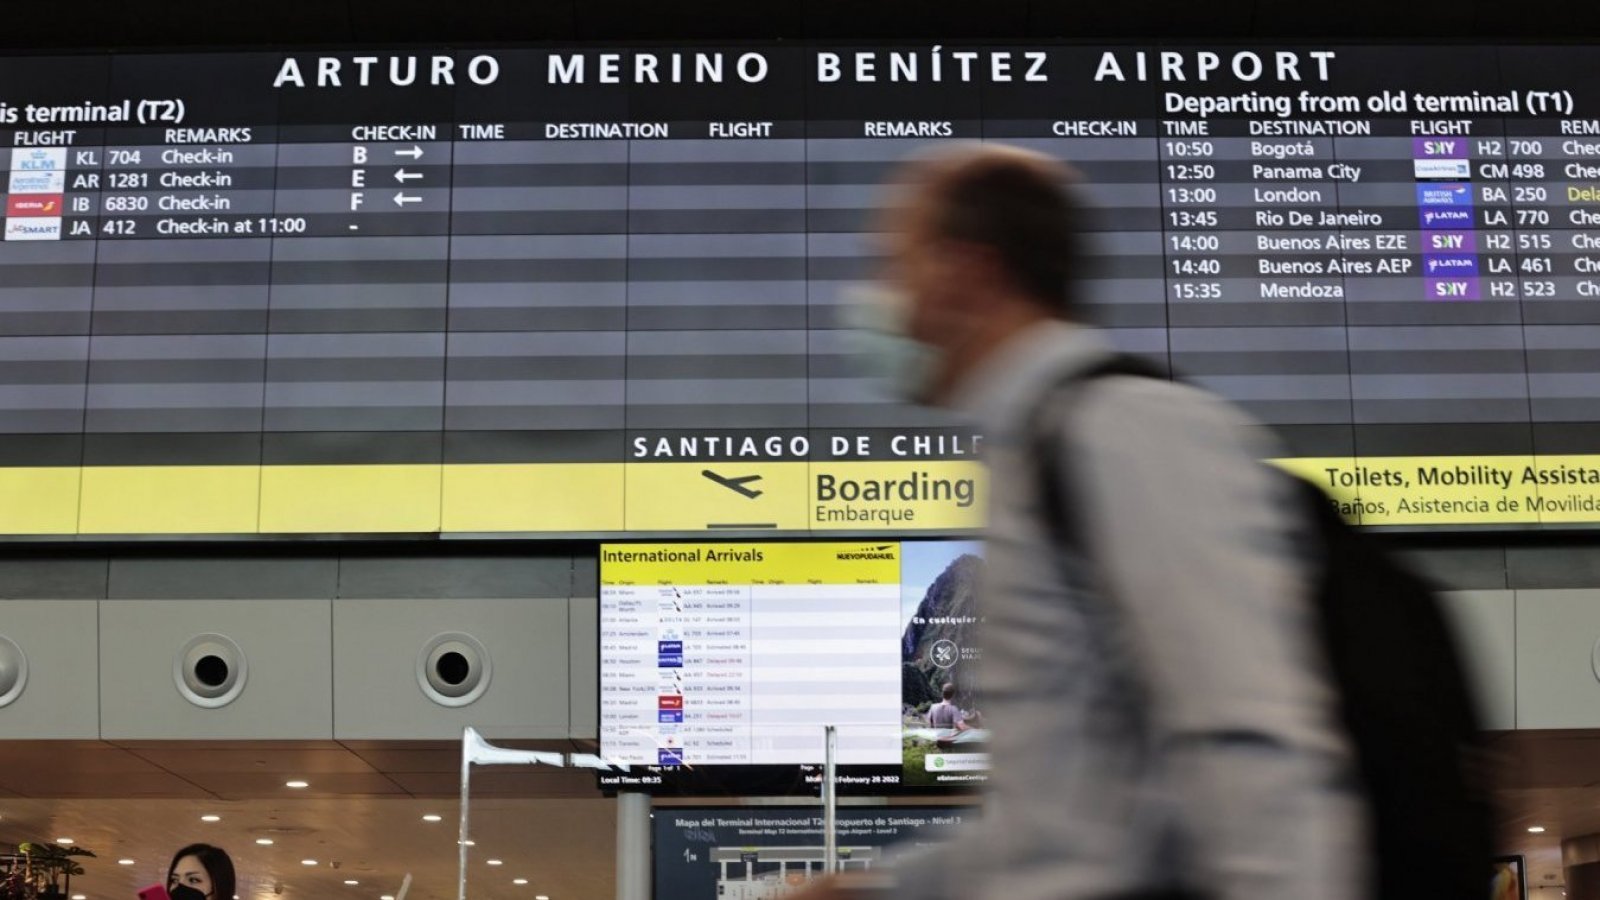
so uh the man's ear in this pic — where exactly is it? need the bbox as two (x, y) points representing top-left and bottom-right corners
(941, 241), (1007, 312)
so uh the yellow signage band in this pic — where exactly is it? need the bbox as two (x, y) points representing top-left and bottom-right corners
(3, 456), (1600, 535)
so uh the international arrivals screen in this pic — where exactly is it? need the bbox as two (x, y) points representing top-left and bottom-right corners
(598, 540), (990, 794)
(3, 45), (1600, 537)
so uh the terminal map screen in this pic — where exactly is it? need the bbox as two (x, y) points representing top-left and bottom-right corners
(3, 45), (1600, 535)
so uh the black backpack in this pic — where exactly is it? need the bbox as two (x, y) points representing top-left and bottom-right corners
(1028, 355), (1494, 900)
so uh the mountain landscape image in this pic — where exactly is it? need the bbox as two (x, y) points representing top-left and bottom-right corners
(900, 550), (986, 786)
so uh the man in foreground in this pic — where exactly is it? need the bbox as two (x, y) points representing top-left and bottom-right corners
(802, 144), (1368, 899)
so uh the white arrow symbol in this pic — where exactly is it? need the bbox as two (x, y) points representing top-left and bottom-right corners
(393, 144), (423, 159)
(394, 168), (423, 183)
(393, 192), (421, 206)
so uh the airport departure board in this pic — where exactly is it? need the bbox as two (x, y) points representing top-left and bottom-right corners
(5, 45), (1600, 536)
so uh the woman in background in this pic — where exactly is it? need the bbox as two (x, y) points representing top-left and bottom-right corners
(167, 844), (236, 900)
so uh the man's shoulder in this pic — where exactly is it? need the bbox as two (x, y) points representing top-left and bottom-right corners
(1060, 371), (1279, 462)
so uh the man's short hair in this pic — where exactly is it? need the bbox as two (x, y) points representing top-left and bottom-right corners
(901, 143), (1086, 315)
(941, 683), (957, 700)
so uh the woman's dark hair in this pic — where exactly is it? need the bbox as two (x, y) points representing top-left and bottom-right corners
(167, 844), (236, 900)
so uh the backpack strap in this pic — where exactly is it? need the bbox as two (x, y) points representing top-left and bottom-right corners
(1025, 353), (1171, 555)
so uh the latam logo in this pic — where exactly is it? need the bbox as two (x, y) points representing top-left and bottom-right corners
(1413, 137), (1464, 158)
(657, 748), (685, 766)
(1416, 183), (1473, 206)
(1419, 208), (1473, 229)
(1427, 230), (1475, 251)
(1426, 277), (1481, 300)
(657, 640), (683, 654)
(1413, 159), (1472, 180)
(7, 194), (62, 217)
(4, 218), (61, 241)
(8, 170), (64, 194)
(1424, 254), (1479, 276)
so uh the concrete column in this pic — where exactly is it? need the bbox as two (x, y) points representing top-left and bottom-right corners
(616, 791), (651, 900)
(1566, 833), (1600, 899)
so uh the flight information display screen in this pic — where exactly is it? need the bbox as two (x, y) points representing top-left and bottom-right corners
(3, 44), (1600, 536)
(598, 540), (988, 795)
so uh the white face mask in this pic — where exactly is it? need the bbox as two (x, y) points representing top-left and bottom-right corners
(840, 283), (942, 404)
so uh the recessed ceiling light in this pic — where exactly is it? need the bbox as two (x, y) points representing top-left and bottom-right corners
(56, 838), (73, 845)
(255, 839), (274, 846)
(458, 840), (475, 847)
(422, 814), (442, 823)
(201, 815), (221, 823)
(512, 879), (528, 886)
(71, 894), (85, 899)
(118, 859), (135, 866)
(285, 780), (309, 789)
(343, 881), (359, 886)
(301, 860), (318, 866)
(1530, 825), (1547, 833)
(381, 896), (395, 900)
(536, 895), (549, 900)
(487, 860), (503, 866)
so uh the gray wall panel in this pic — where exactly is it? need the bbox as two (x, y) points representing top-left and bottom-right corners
(0, 600), (99, 738)
(337, 555), (572, 599)
(99, 598), (334, 739)
(107, 557), (339, 600)
(1507, 547), (1600, 590)
(333, 596), (569, 739)
(1395, 547), (1508, 591)
(0, 558), (108, 599)
(569, 594), (598, 739)
(1439, 591), (1516, 730)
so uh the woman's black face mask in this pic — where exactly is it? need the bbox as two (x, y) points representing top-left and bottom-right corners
(169, 883), (208, 900)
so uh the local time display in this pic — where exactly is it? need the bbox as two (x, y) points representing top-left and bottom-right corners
(2, 45), (1600, 536)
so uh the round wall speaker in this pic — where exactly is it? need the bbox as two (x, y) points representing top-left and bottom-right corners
(174, 633), (248, 708)
(417, 632), (491, 707)
(0, 635), (27, 708)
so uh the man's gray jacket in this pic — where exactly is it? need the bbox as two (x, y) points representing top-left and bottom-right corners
(893, 321), (1368, 900)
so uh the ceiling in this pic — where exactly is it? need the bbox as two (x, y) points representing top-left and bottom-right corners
(0, 739), (615, 900)
(1, 731), (1597, 899)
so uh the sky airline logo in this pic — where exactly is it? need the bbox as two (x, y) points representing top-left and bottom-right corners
(1416, 183), (1472, 206)
(1426, 278), (1481, 300)
(1413, 137), (1465, 158)
(1426, 230), (1475, 251)
(7, 194), (62, 216)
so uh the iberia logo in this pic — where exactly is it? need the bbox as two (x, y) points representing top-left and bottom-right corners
(7, 194), (62, 216)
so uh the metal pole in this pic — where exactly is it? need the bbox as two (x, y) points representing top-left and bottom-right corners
(615, 791), (651, 900)
(823, 725), (838, 875)
(457, 733), (472, 900)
